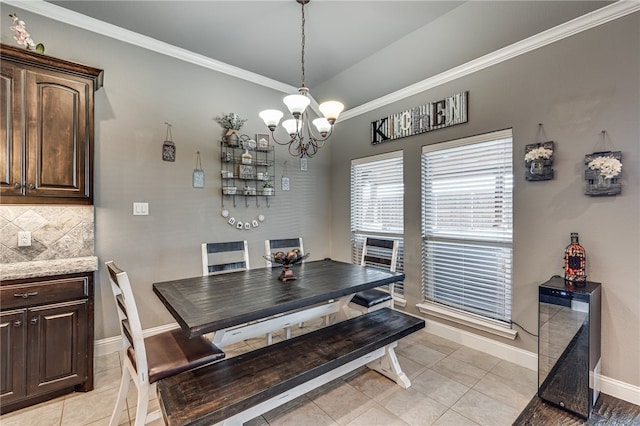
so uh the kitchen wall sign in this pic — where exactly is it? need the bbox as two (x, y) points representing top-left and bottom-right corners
(371, 91), (468, 144)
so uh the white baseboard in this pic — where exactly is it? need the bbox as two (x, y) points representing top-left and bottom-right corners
(422, 319), (640, 406)
(95, 319), (640, 406)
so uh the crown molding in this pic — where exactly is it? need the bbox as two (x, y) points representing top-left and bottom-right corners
(3, 0), (297, 95)
(6, 0), (639, 121)
(341, 1), (640, 121)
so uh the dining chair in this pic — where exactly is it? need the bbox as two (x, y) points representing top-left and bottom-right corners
(264, 237), (305, 267)
(201, 240), (250, 275)
(349, 237), (399, 315)
(105, 261), (224, 426)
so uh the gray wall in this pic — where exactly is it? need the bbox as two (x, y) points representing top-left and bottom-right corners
(1, 8), (331, 341)
(3, 6), (638, 389)
(329, 13), (639, 388)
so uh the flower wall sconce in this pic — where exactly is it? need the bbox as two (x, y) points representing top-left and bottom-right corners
(525, 141), (554, 181)
(584, 150), (622, 196)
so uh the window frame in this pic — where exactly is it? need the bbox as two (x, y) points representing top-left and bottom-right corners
(418, 129), (515, 338)
(350, 150), (405, 301)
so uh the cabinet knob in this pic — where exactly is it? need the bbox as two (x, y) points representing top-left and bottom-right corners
(13, 182), (21, 189)
(13, 320), (22, 327)
(30, 318), (38, 325)
(28, 183), (35, 190)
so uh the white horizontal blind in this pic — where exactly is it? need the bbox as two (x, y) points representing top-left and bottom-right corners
(421, 130), (513, 323)
(351, 152), (404, 295)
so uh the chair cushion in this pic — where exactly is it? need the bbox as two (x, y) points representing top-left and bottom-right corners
(128, 328), (225, 384)
(351, 289), (392, 308)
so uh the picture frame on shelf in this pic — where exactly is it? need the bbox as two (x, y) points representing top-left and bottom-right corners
(239, 164), (254, 180)
(256, 133), (270, 151)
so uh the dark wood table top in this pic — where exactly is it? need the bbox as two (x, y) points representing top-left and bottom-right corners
(153, 259), (404, 338)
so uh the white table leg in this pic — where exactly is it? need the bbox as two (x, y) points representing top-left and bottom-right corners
(367, 341), (411, 389)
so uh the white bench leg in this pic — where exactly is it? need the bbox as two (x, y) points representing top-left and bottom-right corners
(367, 342), (411, 389)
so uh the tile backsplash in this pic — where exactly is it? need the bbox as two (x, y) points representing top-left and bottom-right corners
(0, 205), (94, 263)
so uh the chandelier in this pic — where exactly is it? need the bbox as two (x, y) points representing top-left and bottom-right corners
(259, 0), (344, 158)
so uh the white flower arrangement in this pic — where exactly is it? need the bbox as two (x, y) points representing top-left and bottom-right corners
(588, 156), (622, 179)
(9, 13), (45, 53)
(525, 147), (553, 162)
(215, 113), (247, 131)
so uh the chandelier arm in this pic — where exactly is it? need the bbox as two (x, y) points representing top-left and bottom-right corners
(303, 114), (332, 146)
(269, 130), (297, 146)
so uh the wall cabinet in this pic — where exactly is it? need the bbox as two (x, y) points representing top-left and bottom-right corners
(0, 44), (103, 204)
(221, 142), (276, 207)
(0, 273), (94, 414)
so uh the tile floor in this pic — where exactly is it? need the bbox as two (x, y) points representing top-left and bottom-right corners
(0, 319), (538, 426)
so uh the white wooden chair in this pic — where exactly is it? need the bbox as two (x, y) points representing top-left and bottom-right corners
(106, 261), (224, 426)
(201, 241), (279, 344)
(264, 237), (304, 267)
(201, 240), (250, 275)
(349, 237), (399, 315)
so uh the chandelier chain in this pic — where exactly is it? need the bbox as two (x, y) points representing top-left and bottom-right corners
(300, 0), (306, 87)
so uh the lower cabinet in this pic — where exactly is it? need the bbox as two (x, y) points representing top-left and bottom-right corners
(0, 273), (94, 414)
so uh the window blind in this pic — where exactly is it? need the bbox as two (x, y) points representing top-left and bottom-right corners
(421, 130), (513, 323)
(351, 151), (405, 295)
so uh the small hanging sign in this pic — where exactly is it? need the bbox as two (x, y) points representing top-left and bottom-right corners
(282, 160), (290, 191)
(193, 151), (205, 188)
(162, 122), (176, 162)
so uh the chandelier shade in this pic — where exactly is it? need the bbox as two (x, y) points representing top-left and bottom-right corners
(258, 0), (343, 158)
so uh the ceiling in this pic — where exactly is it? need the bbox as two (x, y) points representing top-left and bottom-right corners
(45, 1), (614, 109)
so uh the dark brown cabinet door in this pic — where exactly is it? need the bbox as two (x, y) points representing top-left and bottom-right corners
(0, 43), (102, 204)
(0, 309), (28, 404)
(0, 62), (24, 197)
(27, 300), (88, 395)
(24, 69), (90, 199)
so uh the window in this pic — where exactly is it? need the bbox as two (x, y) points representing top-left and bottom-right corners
(420, 129), (513, 329)
(351, 151), (405, 298)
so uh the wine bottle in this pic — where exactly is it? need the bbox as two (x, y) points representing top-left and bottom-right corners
(564, 232), (586, 285)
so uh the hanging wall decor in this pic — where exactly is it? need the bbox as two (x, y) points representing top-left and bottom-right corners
(585, 151), (622, 196)
(525, 124), (554, 181)
(193, 151), (205, 188)
(584, 130), (622, 196)
(281, 160), (290, 191)
(162, 122), (176, 162)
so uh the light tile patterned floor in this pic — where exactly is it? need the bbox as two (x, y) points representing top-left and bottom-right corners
(0, 320), (538, 426)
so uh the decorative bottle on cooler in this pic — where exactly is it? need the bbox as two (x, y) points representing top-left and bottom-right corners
(564, 232), (586, 285)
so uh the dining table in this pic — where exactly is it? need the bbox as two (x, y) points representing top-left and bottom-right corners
(152, 259), (404, 349)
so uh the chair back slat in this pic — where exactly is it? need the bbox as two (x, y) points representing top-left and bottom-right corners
(361, 237), (398, 273)
(265, 238), (304, 267)
(105, 261), (149, 384)
(201, 241), (250, 276)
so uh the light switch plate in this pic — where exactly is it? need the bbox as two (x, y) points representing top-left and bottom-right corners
(133, 202), (149, 216)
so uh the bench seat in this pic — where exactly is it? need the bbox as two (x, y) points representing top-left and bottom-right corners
(157, 308), (424, 426)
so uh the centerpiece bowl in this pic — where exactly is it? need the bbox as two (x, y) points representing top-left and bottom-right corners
(264, 249), (309, 282)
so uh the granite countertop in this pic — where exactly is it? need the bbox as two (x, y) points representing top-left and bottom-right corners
(0, 256), (99, 281)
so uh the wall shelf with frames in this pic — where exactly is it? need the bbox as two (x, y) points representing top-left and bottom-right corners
(220, 142), (275, 208)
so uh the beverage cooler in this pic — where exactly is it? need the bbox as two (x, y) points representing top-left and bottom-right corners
(538, 276), (601, 419)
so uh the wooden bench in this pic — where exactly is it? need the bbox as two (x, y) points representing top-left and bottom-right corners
(157, 308), (425, 426)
